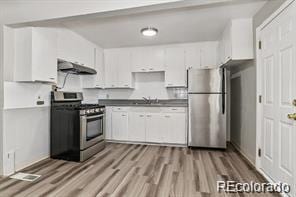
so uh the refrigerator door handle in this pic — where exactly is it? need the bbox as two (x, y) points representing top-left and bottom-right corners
(222, 68), (225, 114)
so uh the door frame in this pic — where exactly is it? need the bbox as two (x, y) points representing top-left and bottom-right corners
(255, 0), (295, 185)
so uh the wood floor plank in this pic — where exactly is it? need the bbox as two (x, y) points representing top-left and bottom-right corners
(0, 143), (280, 197)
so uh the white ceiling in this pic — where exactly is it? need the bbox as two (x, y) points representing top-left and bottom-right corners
(61, 0), (267, 48)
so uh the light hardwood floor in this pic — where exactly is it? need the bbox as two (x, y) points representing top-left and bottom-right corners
(0, 143), (279, 197)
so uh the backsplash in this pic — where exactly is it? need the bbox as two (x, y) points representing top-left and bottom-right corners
(83, 72), (187, 103)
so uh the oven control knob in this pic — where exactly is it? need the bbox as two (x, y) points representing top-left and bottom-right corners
(90, 109), (94, 113)
(95, 109), (100, 112)
(86, 110), (90, 114)
(100, 108), (105, 112)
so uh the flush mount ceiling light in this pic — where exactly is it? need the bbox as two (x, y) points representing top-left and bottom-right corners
(141, 27), (158, 37)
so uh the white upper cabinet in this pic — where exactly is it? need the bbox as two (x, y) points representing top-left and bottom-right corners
(81, 47), (104, 88)
(132, 46), (164, 72)
(14, 27), (57, 83)
(164, 47), (186, 87)
(104, 48), (133, 88)
(200, 41), (218, 69)
(218, 18), (254, 66)
(184, 43), (201, 69)
(57, 28), (95, 69)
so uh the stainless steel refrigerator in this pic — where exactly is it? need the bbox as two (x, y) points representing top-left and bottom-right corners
(188, 68), (227, 148)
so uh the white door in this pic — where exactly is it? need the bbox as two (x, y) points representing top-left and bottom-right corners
(260, 2), (296, 195)
(146, 113), (164, 143)
(163, 113), (186, 144)
(128, 112), (146, 142)
(111, 111), (128, 141)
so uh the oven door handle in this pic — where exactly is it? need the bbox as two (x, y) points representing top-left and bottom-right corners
(85, 114), (104, 119)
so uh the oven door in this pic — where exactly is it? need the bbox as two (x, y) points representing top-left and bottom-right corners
(80, 114), (104, 150)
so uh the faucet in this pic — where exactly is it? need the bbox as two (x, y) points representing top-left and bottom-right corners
(142, 97), (151, 104)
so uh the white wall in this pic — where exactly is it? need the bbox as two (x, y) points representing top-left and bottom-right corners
(3, 107), (50, 175)
(229, 0), (286, 164)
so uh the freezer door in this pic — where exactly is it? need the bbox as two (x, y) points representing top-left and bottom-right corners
(188, 68), (223, 93)
(188, 94), (226, 148)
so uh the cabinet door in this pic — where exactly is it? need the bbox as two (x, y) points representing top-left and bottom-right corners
(79, 41), (95, 69)
(146, 113), (165, 143)
(57, 28), (95, 68)
(104, 50), (118, 88)
(185, 44), (201, 69)
(95, 47), (104, 88)
(165, 47), (186, 87)
(57, 28), (77, 63)
(200, 42), (218, 69)
(32, 28), (57, 83)
(111, 111), (128, 141)
(128, 112), (146, 142)
(132, 47), (147, 72)
(148, 47), (165, 72)
(217, 40), (225, 66)
(222, 23), (232, 63)
(105, 107), (112, 140)
(81, 47), (104, 88)
(117, 49), (133, 88)
(164, 113), (186, 144)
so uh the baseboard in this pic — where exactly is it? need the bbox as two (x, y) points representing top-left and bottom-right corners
(229, 141), (256, 167)
(14, 156), (49, 175)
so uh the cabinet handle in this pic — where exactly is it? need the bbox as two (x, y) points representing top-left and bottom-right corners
(165, 115), (170, 118)
(139, 115), (144, 117)
(149, 68), (154, 71)
(122, 114), (126, 117)
(147, 115), (151, 117)
(124, 85), (129, 87)
(167, 83), (173, 86)
(171, 108), (177, 111)
(49, 77), (55, 80)
(141, 68), (146, 71)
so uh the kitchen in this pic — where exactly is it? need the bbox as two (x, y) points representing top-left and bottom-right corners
(0, 0), (295, 196)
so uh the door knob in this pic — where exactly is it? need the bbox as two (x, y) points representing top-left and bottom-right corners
(287, 113), (296, 120)
(293, 99), (296, 106)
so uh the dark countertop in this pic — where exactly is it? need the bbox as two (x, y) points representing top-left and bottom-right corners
(98, 99), (188, 107)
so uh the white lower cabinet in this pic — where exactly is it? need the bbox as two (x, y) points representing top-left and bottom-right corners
(146, 113), (165, 143)
(128, 112), (146, 142)
(163, 113), (186, 144)
(108, 107), (187, 145)
(105, 107), (112, 140)
(111, 111), (129, 141)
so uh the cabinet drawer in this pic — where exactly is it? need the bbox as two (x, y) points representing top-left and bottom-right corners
(112, 107), (129, 112)
(162, 107), (186, 113)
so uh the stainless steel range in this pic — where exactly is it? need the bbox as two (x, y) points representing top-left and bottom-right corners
(50, 91), (105, 162)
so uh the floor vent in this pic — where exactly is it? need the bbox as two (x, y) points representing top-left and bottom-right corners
(10, 173), (41, 182)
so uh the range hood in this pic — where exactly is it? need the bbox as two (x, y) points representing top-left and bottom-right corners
(58, 60), (97, 75)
